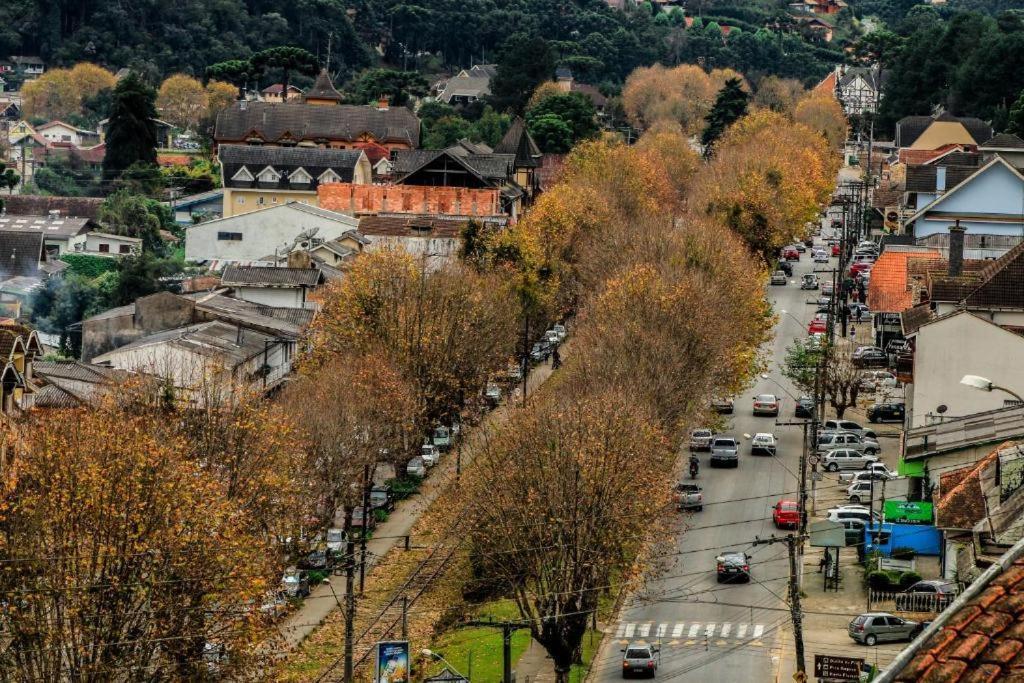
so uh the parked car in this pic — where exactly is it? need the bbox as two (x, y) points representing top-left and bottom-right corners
(772, 499), (800, 529)
(886, 338), (910, 359)
(839, 462), (897, 484)
(808, 317), (827, 335)
(711, 397), (734, 414)
(552, 323), (567, 341)
(849, 613), (923, 646)
(326, 528), (346, 555)
(750, 432), (777, 456)
(673, 482), (703, 511)
(821, 419), (877, 440)
(857, 240), (878, 252)
(800, 273), (819, 290)
(821, 280), (835, 297)
(895, 581), (959, 612)
(826, 505), (881, 525)
(369, 485), (395, 512)
(689, 428), (714, 451)
(545, 329), (560, 345)
(421, 443), (439, 467)
(848, 303), (871, 321)
(752, 394), (780, 417)
(782, 246), (800, 261)
(846, 480), (877, 503)
(406, 456), (427, 478)
(813, 249), (830, 263)
(842, 518), (866, 546)
(281, 567), (310, 599)
(715, 551), (751, 582)
(485, 382), (502, 405)
(350, 505), (377, 532)
(822, 447), (880, 471)
(831, 243), (841, 257)
(621, 642), (659, 678)
(817, 432), (875, 458)
(859, 370), (897, 392)
(530, 342), (549, 362)
(794, 243), (807, 253)
(795, 395), (814, 418)
(300, 548), (331, 571)
(710, 437), (739, 467)
(432, 425), (452, 451)
(770, 270), (788, 286)
(867, 402), (905, 423)
(853, 346), (888, 368)
(850, 262), (872, 277)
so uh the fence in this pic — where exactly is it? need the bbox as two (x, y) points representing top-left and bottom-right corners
(868, 588), (960, 614)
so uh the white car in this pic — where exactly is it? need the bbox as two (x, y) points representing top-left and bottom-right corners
(826, 504), (880, 525)
(485, 382), (502, 405)
(420, 443), (439, 467)
(813, 249), (829, 263)
(847, 480), (878, 503)
(750, 432), (777, 456)
(406, 456), (427, 478)
(552, 323), (567, 341)
(326, 527), (346, 554)
(690, 428), (714, 451)
(838, 462), (896, 484)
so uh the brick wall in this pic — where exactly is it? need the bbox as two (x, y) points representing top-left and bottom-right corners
(318, 183), (501, 216)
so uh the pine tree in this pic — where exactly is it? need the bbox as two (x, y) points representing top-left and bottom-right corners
(103, 72), (158, 180)
(701, 77), (749, 153)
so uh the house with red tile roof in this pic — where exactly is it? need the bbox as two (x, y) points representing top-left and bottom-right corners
(867, 246), (940, 345)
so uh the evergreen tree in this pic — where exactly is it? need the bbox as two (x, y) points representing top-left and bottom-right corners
(701, 77), (749, 152)
(489, 34), (556, 115)
(103, 72), (157, 180)
(250, 47), (318, 102)
(1007, 90), (1024, 136)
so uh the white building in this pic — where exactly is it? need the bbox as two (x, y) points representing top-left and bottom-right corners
(184, 202), (361, 264)
(36, 120), (100, 147)
(68, 231), (141, 256)
(219, 264), (324, 309)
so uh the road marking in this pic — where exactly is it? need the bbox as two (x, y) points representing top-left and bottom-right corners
(688, 624), (700, 638)
(638, 623), (651, 637)
(656, 623), (667, 638)
(705, 623), (716, 638)
(721, 623), (731, 637)
(616, 623), (626, 638)
(672, 623), (684, 638)
(753, 624), (765, 638)
(737, 624), (748, 638)
(624, 623), (636, 638)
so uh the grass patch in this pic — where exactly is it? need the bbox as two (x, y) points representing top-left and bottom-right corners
(568, 628), (601, 683)
(424, 600), (530, 682)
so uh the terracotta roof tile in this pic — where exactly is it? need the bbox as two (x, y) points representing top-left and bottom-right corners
(921, 658), (967, 682)
(867, 249), (940, 313)
(982, 639), (1024, 666)
(962, 608), (1009, 633)
(961, 663), (1003, 682)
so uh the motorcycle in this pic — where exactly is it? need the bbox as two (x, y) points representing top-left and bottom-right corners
(689, 458), (699, 479)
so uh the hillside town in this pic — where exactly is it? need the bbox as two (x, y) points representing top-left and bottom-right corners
(0, 2), (1023, 683)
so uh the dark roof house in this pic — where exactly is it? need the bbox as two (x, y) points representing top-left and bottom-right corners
(220, 265), (324, 288)
(494, 117), (542, 169)
(303, 69), (344, 104)
(895, 112), (993, 149)
(219, 144), (371, 189)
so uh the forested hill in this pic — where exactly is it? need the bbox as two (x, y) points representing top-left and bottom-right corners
(1, 0), (841, 88)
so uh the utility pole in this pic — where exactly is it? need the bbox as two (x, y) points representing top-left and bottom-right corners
(776, 420), (813, 541)
(866, 476), (875, 613)
(462, 619), (531, 683)
(344, 507), (356, 683)
(360, 463), (371, 594)
(754, 535), (806, 677)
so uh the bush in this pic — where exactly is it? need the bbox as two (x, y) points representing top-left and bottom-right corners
(59, 253), (119, 278)
(387, 476), (422, 500)
(307, 569), (329, 586)
(374, 508), (389, 523)
(891, 546), (916, 561)
(898, 571), (923, 589)
(866, 570), (896, 591)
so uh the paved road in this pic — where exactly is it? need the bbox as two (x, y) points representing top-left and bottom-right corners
(593, 244), (832, 683)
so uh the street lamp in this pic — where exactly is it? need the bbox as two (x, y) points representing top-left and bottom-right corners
(422, 649), (469, 681)
(960, 374), (1024, 404)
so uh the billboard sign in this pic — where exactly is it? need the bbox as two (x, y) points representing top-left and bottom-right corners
(883, 500), (933, 524)
(375, 641), (410, 683)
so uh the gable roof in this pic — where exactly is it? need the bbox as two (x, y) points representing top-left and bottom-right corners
(963, 239), (1024, 310)
(935, 443), (1008, 531)
(215, 101), (420, 147)
(218, 144), (365, 189)
(220, 264), (323, 288)
(905, 163), (979, 193)
(867, 247), (941, 313)
(980, 133), (1024, 150)
(303, 69), (343, 103)
(391, 148), (514, 185)
(35, 120), (96, 135)
(493, 117), (542, 168)
(895, 112), (993, 149)
(440, 76), (491, 102)
(906, 155), (1024, 225)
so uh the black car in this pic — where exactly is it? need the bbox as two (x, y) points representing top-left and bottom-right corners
(795, 395), (814, 418)
(716, 551), (751, 583)
(867, 402), (905, 423)
(778, 260), (793, 277)
(852, 346), (888, 368)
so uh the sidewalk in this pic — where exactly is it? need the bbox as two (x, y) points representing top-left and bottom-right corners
(278, 355), (560, 648)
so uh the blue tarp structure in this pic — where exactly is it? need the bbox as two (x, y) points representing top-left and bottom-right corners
(865, 522), (942, 556)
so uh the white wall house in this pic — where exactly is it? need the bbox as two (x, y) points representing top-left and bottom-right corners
(910, 311), (1024, 428)
(184, 202), (360, 264)
(219, 264), (324, 309)
(69, 231), (141, 256)
(36, 121), (100, 147)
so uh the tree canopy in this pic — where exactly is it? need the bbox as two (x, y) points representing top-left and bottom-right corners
(103, 72), (157, 180)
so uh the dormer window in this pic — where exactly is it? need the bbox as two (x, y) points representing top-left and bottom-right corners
(231, 166), (254, 182)
(289, 167), (313, 185)
(318, 168), (342, 185)
(257, 165), (281, 183)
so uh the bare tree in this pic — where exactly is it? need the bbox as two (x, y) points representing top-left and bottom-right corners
(825, 343), (862, 418)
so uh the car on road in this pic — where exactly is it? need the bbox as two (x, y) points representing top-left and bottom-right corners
(826, 505), (881, 525)
(750, 432), (777, 456)
(552, 323), (567, 341)
(852, 346), (888, 368)
(715, 551), (751, 583)
(850, 261), (872, 277)
(813, 249), (829, 263)
(350, 505), (377, 533)
(711, 397), (734, 414)
(817, 432), (880, 456)
(822, 447), (880, 471)
(621, 642), (659, 678)
(867, 402), (905, 423)
(673, 482), (703, 511)
(770, 270), (788, 286)
(710, 437), (739, 467)
(406, 456), (426, 478)
(795, 395), (814, 418)
(800, 273), (819, 290)
(326, 528), (346, 555)
(421, 443), (440, 467)
(794, 242), (807, 253)
(838, 462), (897, 484)
(530, 342), (550, 363)
(772, 499), (800, 529)
(831, 243), (841, 256)
(689, 428), (714, 451)
(807, 316), (828, 335)
(432, 425), (452, 451)
(895, 580), (959, 612)
(752, 394), (780, 417)
(485, 382), (502, 406)
(859, 370), (897, 392)
(782, 246), (800, 261)
(849, 613), (923, 646)
(545, 329), (561, 345)
(847, 480), (877, 503)
(821, 280), (835, 297)
(821, 419), (877, 441)
(777, 260), (793, 276)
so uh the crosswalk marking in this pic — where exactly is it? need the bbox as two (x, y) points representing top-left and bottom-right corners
(615, 621), (766, 644)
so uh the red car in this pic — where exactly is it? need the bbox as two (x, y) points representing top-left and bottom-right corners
(808, 318), (827, 334)
(782, 246), (800, 261)
(831, 244), (841, 257)
(850, 262), (872, 277)
(773, 500), (800, 529)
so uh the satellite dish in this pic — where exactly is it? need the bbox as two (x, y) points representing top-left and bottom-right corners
(937, 405), (948, 414)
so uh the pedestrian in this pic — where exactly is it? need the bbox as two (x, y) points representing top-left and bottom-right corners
(849, 324), (856, 338)
(551, 347), (561, 369)
(819, 554), (827, 573)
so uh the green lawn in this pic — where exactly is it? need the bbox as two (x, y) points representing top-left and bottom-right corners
(423, 600), (530, 682)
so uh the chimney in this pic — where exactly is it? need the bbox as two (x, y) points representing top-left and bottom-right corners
(949, 220), (965, 277)
(377, 96), (389, 111)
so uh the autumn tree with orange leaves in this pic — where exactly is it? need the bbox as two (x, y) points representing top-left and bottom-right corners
(622, 64), (746, 135)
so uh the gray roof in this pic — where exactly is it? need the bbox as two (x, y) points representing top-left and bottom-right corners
(905, 402), (1024, 461)
(0, 231), (43, 278)
(220, 264), (323, 288)
(392, 148), (514, 185)
(905, 164), (979, 193)
(165, 188), (223, 209)
(440, 76), (491, 102)
(980, 133), (1024, 150)
(0, 214), (92, 239)
(494, 117), (542, 169)
(219, 144), (365, 190)
(96, 320), (279, 366)
(895, 112), (993, 149)
(214, 101), (420, 147)
(838, 66), (888, 90)
(303, 69), (343, 103)
(190, 292), (308, 337)
(34, 360), (122, 383)
(3, 195), (103, 219)
(467, 64), (497, 79)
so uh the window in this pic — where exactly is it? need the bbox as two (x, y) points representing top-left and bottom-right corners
(98, 243), (109, 253)
(119, 245), (131, 254)
(272, 197), (278, 203)
(217, 232), (243, 241)
(236, 196), (245, 204)
(257, 196), (265, 205)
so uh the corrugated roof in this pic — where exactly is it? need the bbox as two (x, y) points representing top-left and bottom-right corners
(358, 214), (472, 239)
(214, 101), (420, 147)
(867, 248), (940, 313)
(220, 264), (323, 287)
(0, 230), (43, 279)
(2, 195), (103, 219)
(96, 320), (277, 366)
(0, 214), (91, 240)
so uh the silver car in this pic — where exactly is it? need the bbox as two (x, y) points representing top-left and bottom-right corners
(817, 432), (880, 456)
(821, 419), (877, 440)
(849, 612), (922, 645)
(621, 641), (659, 678)
(689, 428), (713, 451)
(710, 437), (739, 468)
(822, 448), (879, 472)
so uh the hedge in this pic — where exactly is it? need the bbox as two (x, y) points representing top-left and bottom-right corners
(60, 253), (119, 278)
